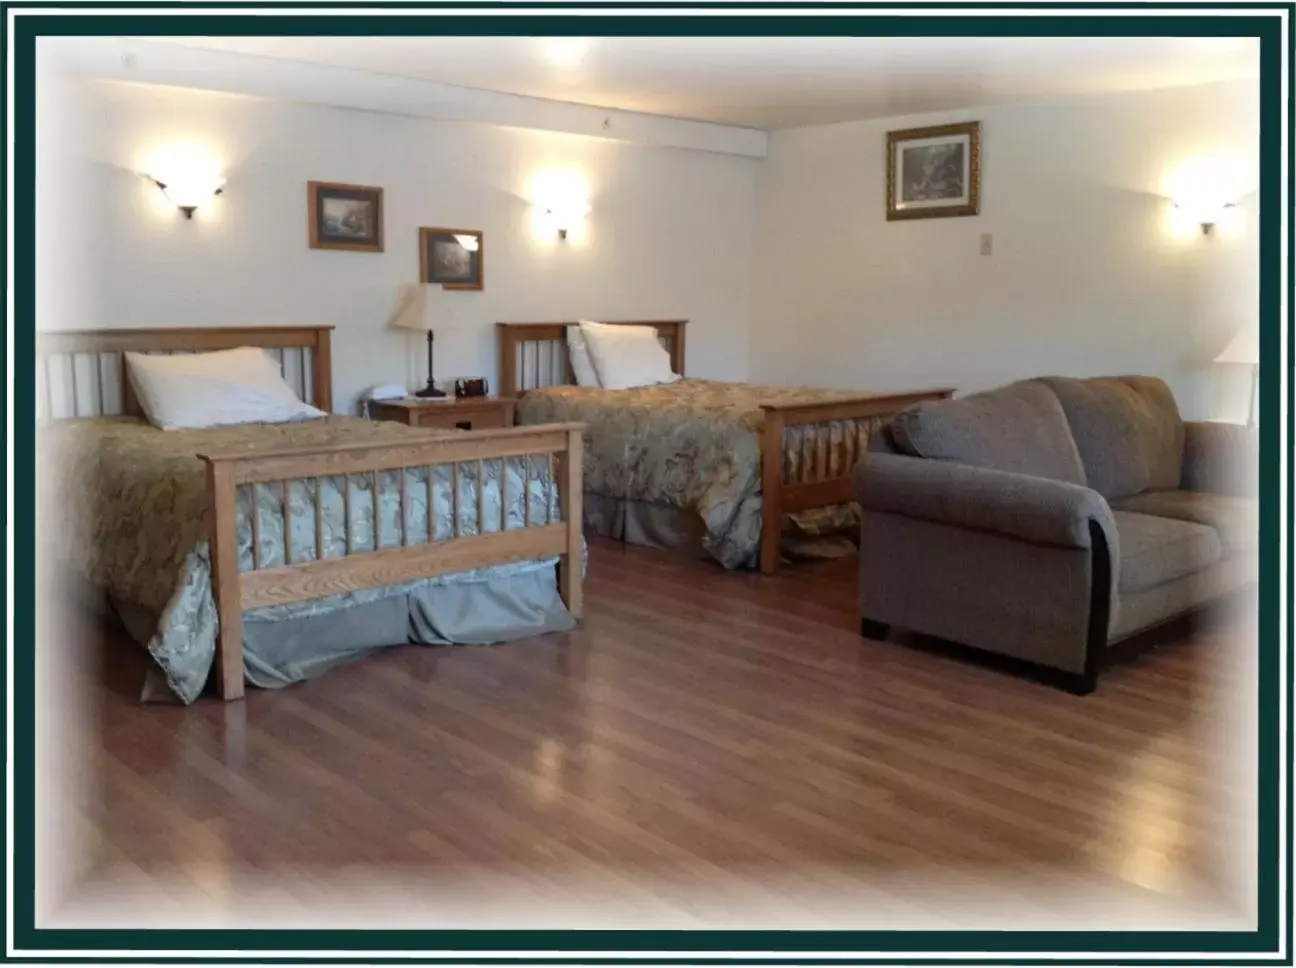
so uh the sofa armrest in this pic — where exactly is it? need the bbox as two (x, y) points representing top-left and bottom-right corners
(1181, 420), (1258, 498)
(854, 453), (1117, 551)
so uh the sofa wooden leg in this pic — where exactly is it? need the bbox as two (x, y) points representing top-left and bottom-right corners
(1060, 670), (1099, 696)
(1065, 518), (1111, 699)
(860, 618), (890, 641)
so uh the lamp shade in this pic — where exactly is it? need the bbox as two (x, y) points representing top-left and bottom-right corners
(391, 284), (433, 332)
(1214, 322), (1259, 365)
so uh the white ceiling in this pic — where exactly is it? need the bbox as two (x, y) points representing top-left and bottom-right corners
(148, 36), (1257, 130)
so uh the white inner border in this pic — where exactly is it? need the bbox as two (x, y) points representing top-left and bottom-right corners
(894, 133), (973, 208)
(7, 4), (1290, 962)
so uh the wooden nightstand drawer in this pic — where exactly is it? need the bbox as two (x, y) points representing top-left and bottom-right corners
(368, 396), (517, 431)
(414, 408), (509, 431)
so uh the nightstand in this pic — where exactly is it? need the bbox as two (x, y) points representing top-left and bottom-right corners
(368, 396), (517, 431)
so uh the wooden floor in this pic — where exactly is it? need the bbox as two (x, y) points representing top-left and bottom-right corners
(47, 537), (1257, 931)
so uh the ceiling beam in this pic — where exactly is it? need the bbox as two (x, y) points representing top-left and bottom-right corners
(44, 37), (769, 159)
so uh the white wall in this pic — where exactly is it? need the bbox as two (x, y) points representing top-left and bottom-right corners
(750, 80), (1259, 420)
(51, 78), (757, 411)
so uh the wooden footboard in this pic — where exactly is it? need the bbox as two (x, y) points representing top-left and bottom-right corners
(758, 390), (953, 574)
(199, 422), (585, 701)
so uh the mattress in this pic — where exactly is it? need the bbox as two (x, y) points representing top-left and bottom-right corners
(41, 415), (572, 703)
(516, 379), (889, 568)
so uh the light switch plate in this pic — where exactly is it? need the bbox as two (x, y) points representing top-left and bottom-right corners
(980, 233), (993, 256)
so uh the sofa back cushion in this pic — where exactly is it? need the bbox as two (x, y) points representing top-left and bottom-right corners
(1036, 376), (1183, 500)
(887, 380), (1087, 485)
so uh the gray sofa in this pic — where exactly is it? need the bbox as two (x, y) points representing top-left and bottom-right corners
(854, 375), (1257, 694)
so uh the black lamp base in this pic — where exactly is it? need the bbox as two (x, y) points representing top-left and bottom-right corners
(414, 331), (445, 398)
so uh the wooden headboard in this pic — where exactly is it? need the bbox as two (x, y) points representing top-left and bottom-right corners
(35, 326), (334, 420)
(496, 320), (687, 398)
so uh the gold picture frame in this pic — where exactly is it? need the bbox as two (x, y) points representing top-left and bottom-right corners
(886, 122), (981, 221)
(308, 181), (384, 252)
(420, 227), (484, 291)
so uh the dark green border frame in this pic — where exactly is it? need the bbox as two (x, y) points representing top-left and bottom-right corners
(4, 3), (1290, 962)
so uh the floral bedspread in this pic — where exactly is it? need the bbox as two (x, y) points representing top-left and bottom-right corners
(41, 415), (563, 703)
(516, 379), (888, 567)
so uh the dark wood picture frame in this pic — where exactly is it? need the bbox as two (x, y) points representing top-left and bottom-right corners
(886, 121), (981, 221)
(308, 181), (384, 252)
(419, 227), (484, 291)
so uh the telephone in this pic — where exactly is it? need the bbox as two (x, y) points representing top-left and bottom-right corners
(361, 383), (408, 419)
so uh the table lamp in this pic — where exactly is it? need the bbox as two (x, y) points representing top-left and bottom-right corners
(1214, 321), (1259, 428)
(391, 283), (449, 398)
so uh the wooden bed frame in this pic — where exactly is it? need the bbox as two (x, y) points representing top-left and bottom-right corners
(497, 319), (952, 574)
(38, 325), (585, 701)
(497, 319), (688, 395)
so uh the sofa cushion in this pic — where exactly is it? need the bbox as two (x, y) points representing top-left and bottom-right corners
(887, 381), (1087, 485)
(1035, 376), (1184, 501)
(1112, 510), (1222, 594)
(1112, 490), (1257, 556)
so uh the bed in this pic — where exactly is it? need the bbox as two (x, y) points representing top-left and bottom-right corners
(38, 326), (585, 704)
(498, 320), (953, 573)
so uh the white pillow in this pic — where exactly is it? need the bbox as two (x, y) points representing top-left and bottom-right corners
(578, 321), (681, 391)
(566, 324), (602, 388)
(126, 346), (326, 430)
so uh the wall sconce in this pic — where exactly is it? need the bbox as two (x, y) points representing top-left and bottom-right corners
(1164, 155), (1248, 239)
(151, 173), (225, 219)
(545, 201), (591, 241)
(1172, 198), (1237, 236)
(141, 144), (226, 219)
(526, 170), (592, 243)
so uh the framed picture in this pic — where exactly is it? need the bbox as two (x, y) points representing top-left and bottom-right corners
(420, 228), (484, 291)
(308, 181), (384, 252)
(886, 122), (981, 221)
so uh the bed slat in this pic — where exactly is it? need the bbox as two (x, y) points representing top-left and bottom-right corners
(69, 355), (80, 418)
(250, 484), (262, 570)
(500, 457), (509, 533)
(476, 459), (485, 535)
(92, 354), (104, 416)
(523, 457), (532, 528)
(399, 467), (409, 547)
(344, 477), (354, 555)
(427, 466), (437, 542)
(43, 355), (54, 420)
(451, 464), (461, 537)
(545, 454), (554, 524)
(314, 479), (326, 561)
(282, 481), (294, 566)
(119, 355), (133, 417)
